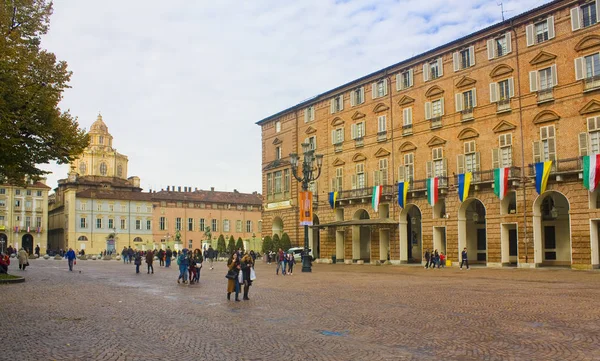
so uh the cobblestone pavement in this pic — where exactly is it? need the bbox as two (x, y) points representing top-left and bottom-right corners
(2, 260), (600, 361)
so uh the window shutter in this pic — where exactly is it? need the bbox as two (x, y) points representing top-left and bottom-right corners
(423, 63), (430, 82)
(403, 108), (409, 125)
(526, 24), (535, 46)
(440, 98), (445, 115)
(351, 124), (357, 139)
(453, 51), (460, 71)
(360, 87), (364, 104)
(437, 58), (443, 76)
(350, 91), (356, 107)
(409, 69), (414, 87)
(489, 82), (498, 103)
(487, 39), (495, 60)
(551, 64), (558, 86)
(547, 16), (555, 39)
(373, 171), (380, 186)
(492, 148), (500, 169)
(529, 71), (538, 92)
(475, 152), (481, 172)
(398, 166), (405, 183)
(331, 130), (336, 145)
(506, 32), (512, 54)
(396, 73), (402, 91)
(575, 57), (585, 81)
(571, 7), (581, 31)
(469, 46), (475, 66)
(455, 93), (464, 112)
(361, 121), (366, 137)
(311, 106), (315, 121)
(508, 77), (515, 98)
(372, 82), (377, 99)
(442, 158), (448, 177)
(548, 138), (556, 161)
(339, 96), (344, 111)
(425, 102), (432, 120)
(383, 78), (388, 96)
(351, 175), (357, 190)
(304, 108), (309, 123)
(340, 127), (345, 142)
(426, 161), (432, 178)
(472, 88), (477, 107)
(407, 107), (413, 124)
(457, 155), (465, 174)
(579, 132), (589, 156)
(533, 141), (541, 163)
(330, 100), (335, 114)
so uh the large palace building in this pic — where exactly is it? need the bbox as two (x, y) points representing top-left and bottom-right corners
(257, 0), (600, 269)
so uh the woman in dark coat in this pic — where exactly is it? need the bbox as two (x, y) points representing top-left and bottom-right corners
(227, 253), (241, 301)
(241, 252), (254, 300)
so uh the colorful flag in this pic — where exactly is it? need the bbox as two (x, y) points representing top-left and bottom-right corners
(27, 226), (30, 233)
(372, 185), (382, 212)
(534, 161), (552, 195)
(37, 227), (41, 233)
(457, 172), (472, 202)
(328, 191), (338, 209)
(427, 177), (438, 207)
(583, 154), (600, 192)
(299, 191), (313, 225)
(493, 167), (510, 200)
(398, 182), (409, 208)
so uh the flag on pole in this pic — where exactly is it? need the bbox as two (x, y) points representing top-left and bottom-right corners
(583, 154), (600, 192)
(534, 161), (552, 195)
(27, 226), (30, 233)
(457, 172), (472, 202)
(493, 167), (510, 200)
(372, 185), (382, 212)
(426, 177), (438, 207)
(328, 191), (338, 209)
(398, 182), (409, 208)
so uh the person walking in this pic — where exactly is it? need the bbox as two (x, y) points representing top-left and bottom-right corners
(158, 249), (165, 267)
(193, 249), (203, 283)
(146, 250), (154, 274)
(18, 248), (29, 270)
(65, 247), (76, 271)
(241, 252), (254, 300)
(460, 248), (469, 270)
(121, 247), (128, 264)
(127, 247), (134, 264)
(440, 252), (446, 268)
(433, 249), (440, 269)
(165, 247), (172, 268)
(424, 249), (430, 269)
(34, 245), (40, 258)
(188, 251), (197, 284)
(287, 253), (295, 275)
(177, 249), (189, 284)
(134, 251), (142, 274)
(227, 253), (241, 301)
(276, 248), (285, 275)
(207, 246), (215, 270)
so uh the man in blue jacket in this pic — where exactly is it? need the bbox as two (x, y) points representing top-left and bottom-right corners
(65, 248), (76, 271)
(460, 248), (469, 270)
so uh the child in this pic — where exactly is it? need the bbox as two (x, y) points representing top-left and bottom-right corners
(439, 252), (446, 268)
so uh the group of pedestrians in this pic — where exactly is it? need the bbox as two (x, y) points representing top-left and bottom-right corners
(226, 250), (254, 302)
(176, 248), (204, 285)
(273, 248), (296, 276)
(424, 248), (470, 270)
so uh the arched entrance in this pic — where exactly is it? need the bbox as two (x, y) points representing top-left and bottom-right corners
(533, 191), (571, 267)
(272, 217), (283, 237)
(22, 234), (33, 254)
(309, 215), (320, 259)
(399, 204), (422, 263)
(0, 233), (7, 253)
(458, 199), (487, 265)
(352, 209), (371, 262)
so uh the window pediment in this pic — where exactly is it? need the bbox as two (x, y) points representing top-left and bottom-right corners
(374, 148), (391, 158)
(352, 153), (367, 162)
(332, 158), (346, 166)
(399, 141), (417, 153)
(425, 85), (444, 98)
(529, 51), (557, 66)
(397, 95), (415, 106)
(457, 127), (479, 140)
(456, 76), (477, 89)
(492, 120), (517, 133)
(331, 117), (345, 126)
(305, 126), (317, 135)
(574, 35), (600, 52)
(351, 111), (366, 120)
(373, 103), (390, 113)
(427, 136), (446, 147)
(580, 99), (600, 115)
(272, 137), (282, 145)
(489, 64), (514, 79)
(533, 110), (560, 124)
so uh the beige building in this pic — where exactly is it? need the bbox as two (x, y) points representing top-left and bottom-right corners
(0, 179), (50, 254)
(257, 0), (600, 269)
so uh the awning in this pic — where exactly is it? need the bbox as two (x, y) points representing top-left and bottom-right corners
(311, 218), (398, 229)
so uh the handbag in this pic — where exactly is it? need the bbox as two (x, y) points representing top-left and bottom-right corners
(250, 267), (256, 281)
(73, 260), (76, 265)
(225, 270), (236, 280)
(237, 269), (244, 283)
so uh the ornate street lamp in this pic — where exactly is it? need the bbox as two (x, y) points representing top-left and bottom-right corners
(290, 142), (324, 272)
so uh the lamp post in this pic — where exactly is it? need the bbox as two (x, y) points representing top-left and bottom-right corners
(290, 142), (324, 273)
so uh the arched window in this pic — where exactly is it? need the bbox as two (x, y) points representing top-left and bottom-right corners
(79, 162), (87, 175)
(78, 236), (88, 241)
(133, 237), (143, 243)
(117, 164), (123, 177)
(100, 162), (107, 176)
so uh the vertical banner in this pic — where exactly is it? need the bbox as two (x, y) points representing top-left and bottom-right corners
(457, 172), (472, 202)
(328, 191), (338, 209)
(398, 181), (409, 209)
(534, 161), (552, 195)
(299, 191), (313, 225)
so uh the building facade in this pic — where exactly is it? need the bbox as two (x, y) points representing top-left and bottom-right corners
(257, 0), (600, 269)
(0, 180), (50, 254)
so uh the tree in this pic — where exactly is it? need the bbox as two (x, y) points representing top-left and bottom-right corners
(281, 233), (292, 252)
(227, 235), (236, 254)
(216, 234), (226, 254)
(272, 234), (281, 252)
(261, 235), (272, 254)
(0, 1), (89, 184)
(236, 237), (244, 253)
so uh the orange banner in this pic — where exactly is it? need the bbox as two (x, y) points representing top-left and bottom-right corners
(299, 191), (313, 226)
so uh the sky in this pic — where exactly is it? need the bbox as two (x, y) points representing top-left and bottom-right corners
(39, 0), (552, 193)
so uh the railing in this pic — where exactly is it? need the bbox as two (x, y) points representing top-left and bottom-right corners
(461, 108), (474, 121)
(537, 88), (554, 103)
(528, 157), (581, 176)
(377, 131), (387, 142)
(334, 143), (343, 153)
(266, 191), (290, 202)
(584, 75), (600, 91)
(402, 124), (413, 136)
(430, 117), (442, 129)
(354, 137), (364, 148)
(337, 187), (372, 200)
(409, 177), (448, 191)
(497, 99), (511, 112)
(455, 167), (521, 184)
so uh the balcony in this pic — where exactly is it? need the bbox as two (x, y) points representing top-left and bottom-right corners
(338, 187), (372, 202)
(377, 131), (387, 142)
(402, 124), (413, 136)
(334, 143), (343, 153)
(461, 108), (474, 121)
(454, 167), (522, 186)
(496, 99), (511, 113)
(528, 157), (581, 179)
(584, 75), (600, 92)
(354, 137), (364, 148)
(537, 88), (554, 104)
(409, 177), (449, 191)
(430, 117), (442, 129)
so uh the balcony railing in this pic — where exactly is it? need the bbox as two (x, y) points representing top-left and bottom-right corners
(377, 131), (387, 142)
(461, 108), (474, 121)
(266, 191), (290, 202)
(402, 124), (413, 136)
(430, 117), (442, 129)
(537, 88), (554, 103)
(584, 75), (600, 91)
(354, 137), (364, 148)
(338, 187), (372, 200)
(528, 157), (581, 176)
(455, 167), (521, 184)
(409, 177), (449, 191)
(334, 143), (343, 153)
(497, 99), (511, 113)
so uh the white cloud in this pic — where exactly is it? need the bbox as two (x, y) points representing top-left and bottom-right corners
(40, 0), (551, 192)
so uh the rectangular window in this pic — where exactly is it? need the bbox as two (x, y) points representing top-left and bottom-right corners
(109, 204), (114, 212)
(463, 141), (478, 173)
(585, 53), (600, 79)
(581, 2), (599, 28)
(199, 218), (205, 231)
(396, 69), (413, 91)
(284, 169), (290, 192)
(460, 49), (470, 69)
(356, 163), (366, 189)
(108, 218), (114, 229)
(500, 134), (513, 168)
(212, 219), (218, 232)
(372, 79), (388, 99)
(424, 58), (443, 81)
(527, 17), (555, 46)
(176, 217), (182, 231)
(26, 189), (31, 196)
(350, 86), (364, 106)
(378, 159), (388, 185)
(135, 220), (141, 230)
(121, 205), (126, 212)
(80, 202), (86, 211)
(267, 173), (273, 195)
(304, 106), (315, 122)
(15, 189), (20, 195)
(80, 218), (87, 228)
(334, 167), (343, 191)
(36, 216), (42, 228)
(306, 136), (316, 151)
(496, 36), (507, 57)
(402, 153), (414, 182)
(136, 206), (141, 213)
(535, 21), (549, 44)
(25, 200), (32, 209)
(0, 216), (4, 225)
(236, 220), (242, 232)
(275, 146), (282, 160)
(463, 90), (474, 110)
(25, 216), (31, 228)
(120, 218), (126, 230)
(529, 66), (557, 92)
(147, 220), (151, 230)
(0, 188), (5, 195)
(159, 217), (166, 230)
(0, 200), (5, 207)
(332, 128), (344, 145)
(246, 220), (253, 233)
(453, 47), (475, 71)
(274, 170), (282, 193)
(539, 67), (553, 90)
(351, 122), (365, 139)
(15, 200), (21, 208)
(188, 218), (194, 231)
(223, 219), (230, 232)
(498, 80), (510, 100)
(403, 108), (413, 126)
(377, 115), (387, 133)
(330, 95), (344, 113)
(534, 125), (556, 163)
(275, 121), (281, 132)
(432, 99), (443, 117)
(36, 190), (42, 197)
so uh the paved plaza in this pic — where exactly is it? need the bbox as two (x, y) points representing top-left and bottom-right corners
(2, 259), (600, 361)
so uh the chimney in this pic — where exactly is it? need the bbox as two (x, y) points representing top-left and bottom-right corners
(195, 187), (198, 192)
(184, 187), (187, 192)
(211, 187), (214, 192)
(167, 186), (170, 191)
(178, 186), (181, 192)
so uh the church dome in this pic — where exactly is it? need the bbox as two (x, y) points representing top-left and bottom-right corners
(90, 114), (109, 134)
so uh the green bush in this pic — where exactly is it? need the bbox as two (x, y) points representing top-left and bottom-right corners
(236, 237), (244, 253)
(281, 233), (292, 252)
(272, 233), (281, 252)
(227, 235), (236, 254)
(216, 234), (226, 254)
(261, 236), (272, 254)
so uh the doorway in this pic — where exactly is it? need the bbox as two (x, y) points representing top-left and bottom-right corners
(458, 198), (487, 265)
(433, 227), (447, 256)
(352, 209), (371, 262)
(22, 234), (33, 254)
(533, 191), (571, 266)
(399, 204), (422, 263)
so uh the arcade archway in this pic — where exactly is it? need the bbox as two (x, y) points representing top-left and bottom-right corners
(533, 191), (571, 266)
(399, 204), (422, 263)
(458, 198), (487, 265)
(352, 209), (371, 262)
